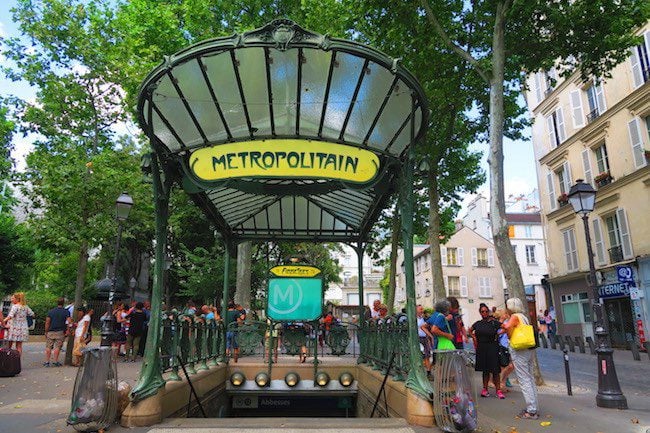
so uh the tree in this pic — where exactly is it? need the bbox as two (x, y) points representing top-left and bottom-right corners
(0, 100), (16, 179)
(419, 0), (649, 307)
(0, 214), (34, 295)
(351, 0), (486, 304)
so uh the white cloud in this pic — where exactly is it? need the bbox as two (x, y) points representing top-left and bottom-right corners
(11, 134), (36, 172)
(0, 21), (6, 38)
(504, 176), (535, 198)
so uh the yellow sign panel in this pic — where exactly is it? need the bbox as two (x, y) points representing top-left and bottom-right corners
(270, 265), (322, 278)
(189, 140), (379, 183)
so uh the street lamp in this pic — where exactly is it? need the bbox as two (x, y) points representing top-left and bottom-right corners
(567, 179), (627, 409)
(101, 192), (134, 347)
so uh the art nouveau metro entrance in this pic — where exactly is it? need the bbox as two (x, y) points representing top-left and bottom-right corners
(120, 19), (436, 428)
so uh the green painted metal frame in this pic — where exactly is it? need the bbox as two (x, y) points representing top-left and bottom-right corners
(131, 19), (432, 405)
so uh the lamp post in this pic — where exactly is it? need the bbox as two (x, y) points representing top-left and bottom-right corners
(567, 180), (627, 409)
(100, 192), (134, 347)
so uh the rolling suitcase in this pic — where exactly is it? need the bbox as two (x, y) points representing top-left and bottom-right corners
(0, 347), (21, 377)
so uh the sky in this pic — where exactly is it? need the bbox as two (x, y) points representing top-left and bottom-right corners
(0, 1), (539, 212)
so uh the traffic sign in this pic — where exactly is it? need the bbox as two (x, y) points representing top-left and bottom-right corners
(267, 277), (323, 321)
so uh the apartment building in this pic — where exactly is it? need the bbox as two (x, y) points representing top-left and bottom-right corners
(395, 230), (506, 326)
(526, 23), (650, 347)
(329, 243), (384, 306)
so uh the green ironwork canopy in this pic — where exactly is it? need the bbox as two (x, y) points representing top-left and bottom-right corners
(137, 19), (428, 242)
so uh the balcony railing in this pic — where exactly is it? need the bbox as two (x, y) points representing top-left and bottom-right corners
(608, 245), (624, 263)
(586, 108), (600, 124)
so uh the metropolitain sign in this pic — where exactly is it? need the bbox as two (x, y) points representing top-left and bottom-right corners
(189, 139), (380, 183)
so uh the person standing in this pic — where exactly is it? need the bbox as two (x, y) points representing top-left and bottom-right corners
(44, 297), (71, 367)
(370, 299), (381, 320)
(2, 292), (34, 357)
(493, 309), (514, 390)
(447, 296), (467, 349)
(470, 303), (505, 399)
(422, 300), (455, 356)
(503, 297), (539, 419)
(226, 300), (245, 362)
(416, 304), (432, 376)
(72, 307), (93, 367)
(125, 302), (147, 362)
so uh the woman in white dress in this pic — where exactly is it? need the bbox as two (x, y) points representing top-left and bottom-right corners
(3, 292), (34, 356)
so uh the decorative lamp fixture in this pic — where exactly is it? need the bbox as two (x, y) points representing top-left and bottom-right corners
(285, 372), (300, 387)
(315, 372), (330, 387)
(115, 192), (134, 221)
(339, 372), (354, 387)
(230, 372), (246, 387)
(567, 179), (596, 216)
(255, 372), (270, 387)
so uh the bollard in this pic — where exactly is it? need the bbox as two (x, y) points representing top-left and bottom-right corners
(575, 336), (585, 354)
(628, 337), (641, 361)
(585, 336), (596, 355)
(565, 335), (576, 352)
(539, 333), (548, 349)
(563, 349), (572, 396)
(556, 334), (566, 351)
(549, 334), (557, 350)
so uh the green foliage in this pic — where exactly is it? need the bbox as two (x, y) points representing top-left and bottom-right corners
(0, 101), (16, 179)
(23, 288), (59, 319)
(0, 214), (35, 295)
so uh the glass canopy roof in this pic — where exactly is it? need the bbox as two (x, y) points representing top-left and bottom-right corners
(137, 19), (428, 243)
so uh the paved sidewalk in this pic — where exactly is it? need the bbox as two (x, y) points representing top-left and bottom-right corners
(1, 343), (649, 433)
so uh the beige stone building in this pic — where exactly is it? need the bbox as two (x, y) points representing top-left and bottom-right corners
(395, 228), (506, 327)
(526, 23), (650, 347)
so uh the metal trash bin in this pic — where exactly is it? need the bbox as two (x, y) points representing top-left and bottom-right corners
(67, 347), (118, 432)
(432, 350), (478, 432)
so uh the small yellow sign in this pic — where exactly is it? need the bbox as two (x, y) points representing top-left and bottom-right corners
(189, 139), (379, 183)
(270, 265), (322, 278)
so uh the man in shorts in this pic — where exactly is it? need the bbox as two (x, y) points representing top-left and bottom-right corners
(44, 298), (71, 367)
(226, 300), (245, 362)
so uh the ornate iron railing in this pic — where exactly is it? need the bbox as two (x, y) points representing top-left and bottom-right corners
(159, 311), (224, 381)
(358, 320), (409, 381)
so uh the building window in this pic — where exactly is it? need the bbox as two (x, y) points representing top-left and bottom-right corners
(524, 225), (532, 238)
(594, 144), (610, 175)
(561, 292), (591, 324)
(556, 162), (572, 195)
(546, 108), (566, 148)
(562, 227), (579, 272)
(447, 276), (461, 297)
(604, 209), (633, 262)
(447, 248), (457, 266)
(585, 81), (606, 123)
(525, 245), (537, 264)
(347, 293), (359, 305)
(630, 31), (650, 88)
(478, 277), (492, 298)
(477, 248), (488, 267)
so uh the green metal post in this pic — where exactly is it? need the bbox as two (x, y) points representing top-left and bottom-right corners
(220, 244), (231, 361)
(168, 313), (181, 381)
(131, 152), (171, 402)
(355, 243), (365, 324)
(402, 94), (433, 399)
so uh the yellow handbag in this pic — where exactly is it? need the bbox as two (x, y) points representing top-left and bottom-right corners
(510, 314), (536, 350)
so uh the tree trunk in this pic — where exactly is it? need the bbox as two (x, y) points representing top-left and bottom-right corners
(427, 165), (446, 303)
(64, 241), (89, 366)
(488, 2), (543, 384)
(386, 212), (400, 314)
(234, 241), (252, 309)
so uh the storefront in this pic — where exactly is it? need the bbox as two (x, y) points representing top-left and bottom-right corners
(598, 266), (646, 349)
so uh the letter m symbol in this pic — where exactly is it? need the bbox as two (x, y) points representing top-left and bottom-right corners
(274, 284), (294, 305)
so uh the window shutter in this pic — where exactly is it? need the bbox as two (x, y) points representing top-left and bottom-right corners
(562, 161), (572, 192)
(581, 148), (593, 185)
(569, 90), (585, 128)
(458, 247), (464, 266)
(486, 278), (492, 297)
(617, 209), (633, 259)
(471, 248), (478, 266)
(548, 67), (558, 87)
(595, 82), (607, 113)
(592, 218), (607, 266)
(630, 46), (644, 88)
(444, 275), (449, 294)
(627, 118), (647, 169)
(441, 247), (447, 266)
(546, 115), (557, 148)
(460, 276), (468, 297)
(556, 107), (567, 143)
(534, 73), (543, 104)
(562, 230), (571, 271)
(546, 170), (557, 210)
(487, 248), (495, 267)
(569, 229), (579, 271)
